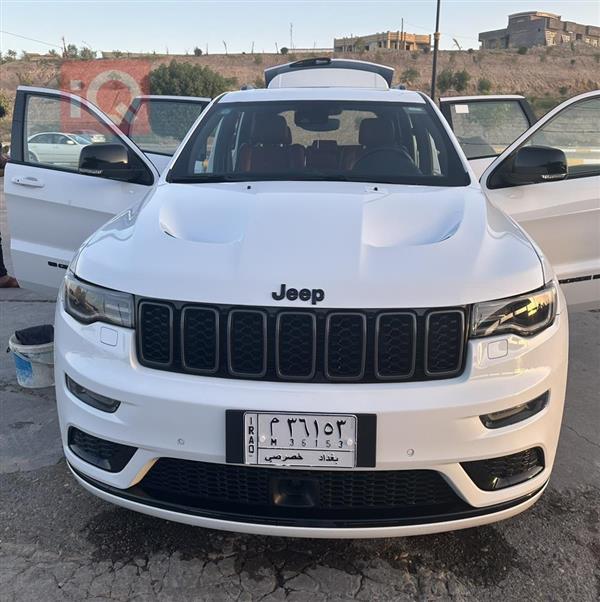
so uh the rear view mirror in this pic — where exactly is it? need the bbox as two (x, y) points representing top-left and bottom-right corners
(496, 145), (567, 187)
(78, 143), (152, 185)
(294, 108), (340, 132)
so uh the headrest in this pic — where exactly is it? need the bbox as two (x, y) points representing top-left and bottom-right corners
(359, 117), (395, 147)
(251, 114), (289, 145)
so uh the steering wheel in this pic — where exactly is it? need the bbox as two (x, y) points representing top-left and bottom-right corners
(352, 147), (420, 176)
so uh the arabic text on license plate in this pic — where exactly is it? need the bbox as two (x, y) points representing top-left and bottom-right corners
(243, 412), (357, 468)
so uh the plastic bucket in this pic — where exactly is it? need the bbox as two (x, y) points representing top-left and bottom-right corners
(8, 334), (54, 388)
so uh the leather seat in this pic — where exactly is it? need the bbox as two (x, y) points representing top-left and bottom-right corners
(341, 117), (396, 169)
(238, 114), (304, 172)
(306, 140), (339, 170)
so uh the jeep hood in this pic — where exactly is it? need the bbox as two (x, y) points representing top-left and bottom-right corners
(75, 181), (543, 307)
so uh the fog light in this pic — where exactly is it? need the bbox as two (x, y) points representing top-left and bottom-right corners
(480, 392), (548, 429)
(66, 375), (120, 413)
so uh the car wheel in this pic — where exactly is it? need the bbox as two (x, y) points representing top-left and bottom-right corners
(28, 151), (39, 163)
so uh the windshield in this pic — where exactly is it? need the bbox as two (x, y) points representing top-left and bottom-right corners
(169, 100), (470, 186)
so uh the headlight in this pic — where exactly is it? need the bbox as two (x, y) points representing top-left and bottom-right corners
(471, 282), (557, 338)
(63, 272), (134, 328)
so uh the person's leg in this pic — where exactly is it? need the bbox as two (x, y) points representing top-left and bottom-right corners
(0, 233), (19, 287)
(0, 234), (7, 278)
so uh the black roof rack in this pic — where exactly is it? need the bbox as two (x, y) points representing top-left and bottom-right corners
(264, 58), (394, 87)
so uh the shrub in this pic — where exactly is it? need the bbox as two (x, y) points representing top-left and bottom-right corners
(453, 69), (471, 92)
(517, 46), (528, 55)
(477, 78), (492, 93)
(78, 47), (96, 60)
(253, 54), (263, 65)
(193, 47), (203, 56)
(280, 47), (289, 55)
(437, 68), (454, 93)
(558, 86), (569, 96)
(0, 92), (10, 120)
(595, 53), (600, 63)
(150, 60), (236, 98)
(570, 58), (576, 66)
(467, 48), (474, 54)
(400, 67), (419, 84)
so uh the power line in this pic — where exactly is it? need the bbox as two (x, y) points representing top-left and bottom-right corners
(0, 30), (63, 49)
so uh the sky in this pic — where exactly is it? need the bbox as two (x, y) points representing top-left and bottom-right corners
(1, 0), (599, 55)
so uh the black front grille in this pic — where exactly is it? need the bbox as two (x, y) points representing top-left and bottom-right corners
(462, 447), (545, 491)
(136, 458), (462, 523)
(136, 300), (468, 383)
(68, 427), (136, 472)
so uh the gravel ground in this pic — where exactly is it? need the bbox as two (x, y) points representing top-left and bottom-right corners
(1, 188), (599, 601)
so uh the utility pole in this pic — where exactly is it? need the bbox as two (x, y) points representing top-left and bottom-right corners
(290, 23), (294, 50)
(430, 0), (441, 100)
(401, 18), (404, 50)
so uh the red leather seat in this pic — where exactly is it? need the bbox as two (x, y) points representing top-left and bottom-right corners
(341, 117), (396, 169)
(237, 114), (305, 172)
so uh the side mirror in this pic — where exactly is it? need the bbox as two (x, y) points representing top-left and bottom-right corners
(78, 143), (151, 184)
(500, 145), (568, 187)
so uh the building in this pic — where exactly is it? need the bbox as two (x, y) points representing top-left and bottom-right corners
(479, 11), (600, 49)
(334, 31), (431, 53)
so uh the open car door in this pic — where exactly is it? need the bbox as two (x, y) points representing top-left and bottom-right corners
(4, 86), (160, 295)
(481, 90), (600, 310)
(119, 95), (210, 173)
(439, 95), (536, 178)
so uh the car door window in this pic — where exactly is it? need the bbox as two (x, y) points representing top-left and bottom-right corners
(121, 98), (209, 156)
(24, 95), (120, 169)
(449, 100), (531, 159)
(524, 97), (600, 178)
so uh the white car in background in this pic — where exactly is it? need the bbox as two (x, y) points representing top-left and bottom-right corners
(27, 131), (91, 167)
(4, 59), (599, 538)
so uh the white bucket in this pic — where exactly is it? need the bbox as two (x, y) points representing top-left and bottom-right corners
(8, 334), (54, 388)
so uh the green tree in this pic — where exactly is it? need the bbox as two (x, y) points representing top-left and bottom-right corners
(65, 44), (79, 59)
(149, 60), (236, 98)
(79, 47), (96, 60)
(193, 46), (203, 56)
(452, 69), (471, 92)
(6, 49), (17, 61)
(477, 77), (491, 93)
(400, 67), (419, 84)
(437, 68), (454, 93)
(280, 46), (289, 55)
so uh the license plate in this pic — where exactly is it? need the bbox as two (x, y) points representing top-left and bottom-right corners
(243, 412), (357, 468)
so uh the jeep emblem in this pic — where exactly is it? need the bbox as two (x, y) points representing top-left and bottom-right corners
(272, 283), (325, 305)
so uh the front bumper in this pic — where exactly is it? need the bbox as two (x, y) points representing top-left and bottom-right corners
(55, 301), (568, 537)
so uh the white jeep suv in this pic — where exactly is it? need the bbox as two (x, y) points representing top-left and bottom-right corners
(5, 59), (599, 538)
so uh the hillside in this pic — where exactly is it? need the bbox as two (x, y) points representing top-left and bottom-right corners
(1, 45), (598, 140)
